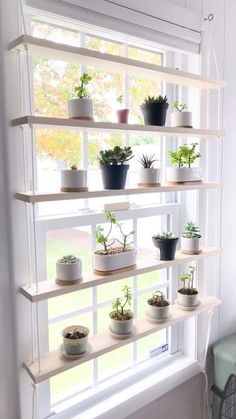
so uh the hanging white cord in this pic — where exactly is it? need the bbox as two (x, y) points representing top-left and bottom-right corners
(202, 309), (214, 419)
(31, 383), (39, 419)
(35, 302), (41, 372)
(19, 0), (27, 35)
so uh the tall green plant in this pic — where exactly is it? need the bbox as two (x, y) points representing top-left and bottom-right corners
(72, 72), (92, 99)
(169, 143), (200, 168)
(112, 285), (132, 319)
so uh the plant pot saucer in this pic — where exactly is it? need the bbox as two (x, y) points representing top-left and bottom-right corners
(58, 343), (91, 360)
(166, 180), (202, 185)
(180, 249), (202, 255)
(70, 117), (94, 121)
(60, 187), (89, 192)
(145, 311), (171, 323)
(175, 299), (201, 311)
(137, 182), (161, 187)
(109, 325), (135, 339)
(93, 264), (136, 276)
(55, 277), (83, 286)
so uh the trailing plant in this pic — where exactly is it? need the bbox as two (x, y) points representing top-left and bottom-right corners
(179, 266), (197, 294)
(182, 221), (201, 239)
(142, 95), (168, 105)
(97, 146), (133, 166)
(172, 100), (188, 112)
(117, 95), (124, 105)
(138, 153), (158, 169)
(111, 285), (133, 320)
(168, 143), (200, 168)
(153, 232), (177, 240)
(147, 290), (169, 307)
(70, 164), (78, 170)
(59, 255), (78, 264)
(72, 72), (92, 99)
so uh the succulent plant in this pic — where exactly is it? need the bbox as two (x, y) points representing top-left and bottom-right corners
(172, 100), (188, 112)
(72, 72), (92, 99)
(182, 221), (201, 239)
(111, 285), (133, 320)
(59, 255), (78, 264)
(142, 95), (168, 105)
(97, 146), (133, 166)
(138, 153), (158, 169)
(152, 232), (177, 240)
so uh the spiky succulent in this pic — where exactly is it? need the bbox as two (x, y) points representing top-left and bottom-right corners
(138, 153), (158, 169)
(143, 95), (168, 105)
(153, 232), (178, 240)
(182, 221), (201, 239)
(59, 255), (78, 263)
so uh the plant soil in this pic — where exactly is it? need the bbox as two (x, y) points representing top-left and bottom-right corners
(95, 246), (132, 256)
(178, 288), (198, 295)
(148, 298), (169, 307)
(64, 329), (87, 339)
(109, 310), (133, 321)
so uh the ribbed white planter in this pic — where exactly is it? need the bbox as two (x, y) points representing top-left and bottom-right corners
(181, 236), (201, 254)
(93, 249), (137, 273)
(138, 168), (160, 186)
(177, 291), (198, 307)
(68, 98), (93, 120)
(61, 169), (88, 192)
(170, 111), (192, 128)
(147, 302), (170, 319)
(109, 313), (133, 335)
(62, 325), (89, 355)
(166, 167), (201, 183)
(56, 258), (82, 283)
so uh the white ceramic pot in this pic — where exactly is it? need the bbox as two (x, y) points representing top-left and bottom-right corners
(56, 258), (82, 282)
(61, 169), (87, 192)
(93, 249), (137, 273)
(109, 313), (133, 335)
(147, 302), (170, 319)
(177, 291), (198, 307)
(62, 325), (89, 355)
(170, 111), (192, 128)
(166, 167), (201, 183)
(181, 236), (201, 253)
(68, 98), (93, 120)
(138, 168), (160, 185)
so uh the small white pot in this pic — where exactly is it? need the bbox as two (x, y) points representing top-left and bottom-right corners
(93, 249), (137, 273)
(177, 291), (198, 307)
(166, 167), (201, 183)
(138, 168), (160, 185)
(56, 258), (82, 282)
(171, 111), (192, 128)
(109, 313), (133, 335)
(147, 302), (170, 319)
(61, 169), (87, 192)
(181, 236), (201, 253)
(62, 325), (89, 355)
(68, 98), (93, 120)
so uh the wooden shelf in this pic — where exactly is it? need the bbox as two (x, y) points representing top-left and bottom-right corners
(20, 247), (221, 303)
(23, 296), (221, 383)
(16, 183), (222, 204)
(11, 115), (223, 138)
(9, 35), (226, 90)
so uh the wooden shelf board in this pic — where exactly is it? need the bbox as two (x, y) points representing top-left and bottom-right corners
(20, 247), (221, 303)
(9, 35), (225, 89)
(23, 296), (221, 383)
(11, 115), (223, 138)
(15, 183), (222, 204)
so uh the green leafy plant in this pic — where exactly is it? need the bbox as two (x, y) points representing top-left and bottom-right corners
(138, 153), (158, 169)
(111, 285), (133, 320)
(72, 72), (92, 99)
(117, 95), (124, 105)
(143, 95), (168, 105)
(180, 266), (197, 291)
(182, 221), (201, 239)
(59, 255), (78, 263)
(97, 146), (133, 166)
(169, 143), (201, 168)
(95, 211), (134, 254)
(147, 290), (169, 307)
(152, 232), (177, 240)
(172, 100), (188, 112)
(70, 164), (78, 170)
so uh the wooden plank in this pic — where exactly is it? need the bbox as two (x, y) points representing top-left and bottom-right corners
(20, 247), (222, 302)
(23, 296), (221, 383)
(9, 35), (226, 89)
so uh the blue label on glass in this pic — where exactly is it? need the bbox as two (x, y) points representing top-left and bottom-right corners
(149, 343), (169, 358)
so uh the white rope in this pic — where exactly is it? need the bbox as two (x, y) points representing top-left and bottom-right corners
(19, 0), (27, 35)
(35, 302), (41, 372)
(32, 203), (38, 292)
(202, 309), (214, 419)
(31, 382), (38, 419)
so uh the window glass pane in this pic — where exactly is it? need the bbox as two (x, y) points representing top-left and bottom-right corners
(85, 35), (123, 56)
(128, 46), (162, 65)
(31, 21), (80, 46)
(98, 346), (132, 381)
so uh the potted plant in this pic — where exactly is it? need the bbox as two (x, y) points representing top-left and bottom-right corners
(170, 101), (192, 128)
(177, 266), (199, 308)
(116, 94), (129, 124)
(181, 221), (201, 254)
(56, 254), (82, 285)
(137, 153), (160, 186)
(141, 95), (169, 126)
(98, 145), (133, 189)
(146, 290), (170, 320)
(166, 143), (201, 183)
(68, 72), (93, 120)
(152, 232), (179, 261)
(62, 325), (89, 355)
(60, 164), (88, 192)
(93, 211), (136, 274)
(109, 285), (133, 336)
